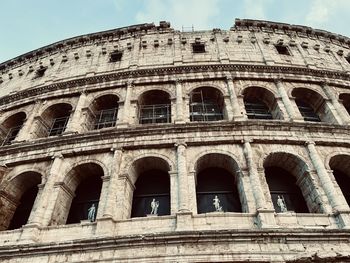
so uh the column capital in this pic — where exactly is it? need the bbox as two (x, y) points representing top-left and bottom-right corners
(51, 153), (64, 160)
(242, 138), (253, 144)
(175, 142), (187, 148)
(305, 141), (316, 146)
(126, 80), (134, 87)
(175, 78), (183, 84)
(225, 75), (234, 82)
(273, 78), (284, 85)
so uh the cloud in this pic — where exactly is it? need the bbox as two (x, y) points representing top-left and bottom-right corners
(135, 0), (220, 30)
(243, 0), (273, 20)
(305, 0), (350, 27)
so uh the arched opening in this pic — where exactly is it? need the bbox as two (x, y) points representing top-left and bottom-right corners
(39, 103), (72, 137)
(130, 157), (170, 217)
(189, 87), (224, 122)
(195, 153), (242, 214)
(265, 167), (308, 213)
(89, 94), (119, 129)
(65, 163), (103, 224)
(292, 88), (324, 122)
(138, 90), (171, 124)
(329, 155), (350, 206)
(264, 152), (312, 213)
(0, 112), (26, 145)
(0, 172), (41, 230)
(243, 87), (280, 120)
(339, 93), (350, 117)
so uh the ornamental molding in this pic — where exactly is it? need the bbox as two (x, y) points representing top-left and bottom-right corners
(1, 64), (350, 108)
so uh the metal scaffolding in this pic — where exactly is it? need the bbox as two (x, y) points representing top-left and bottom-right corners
(244, 100), (273, 120)
(139, 104), (171, 124)
(1, 125), (22, 146)
(48, 116), (70, 136)
(94, 108), (118, 129)
(190, 90), (223, 122)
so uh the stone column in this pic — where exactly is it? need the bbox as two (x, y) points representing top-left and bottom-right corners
(274, 79), (301, 121)
(243, 140), (266, 210)
(15, 100), (42, 141)
(115, 173), (135, 220)
(243, 140), (276, 228)
(175, 142), (193, 231)
(34, 154), (65, 226)
(65, 91), (88, 133)
(306, 141), (346, 211)
(321, 82), (350, 125)
(226, 76), (244, 121)
(100, 149), (123, 218)
(175, 79), (185, 123)
(176, 142), (189, 212)
(118, 82), (133, 128)
(169, 171), (178, 214)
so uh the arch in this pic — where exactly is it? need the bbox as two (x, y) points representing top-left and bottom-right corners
(188, 84), (227, 97)
(51, 162), (104, 225)
(194, 153), (242, 213)
(329, 154), (350, 206)
(0, 111), (26, 145)
(138, 90), (171, 124)
(189, 86), (225, 122)
(189, 149), (243, 173)
(263, 152), (317, 213)
(88, 94), (120, 129)
(291, 88), (326, 122)
(242, 86), (281, 120)
(129, 156), (171, 218)
(0, 171), (42, 230)
(36, 102), (73, 137)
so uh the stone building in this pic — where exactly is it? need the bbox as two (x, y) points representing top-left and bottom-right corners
(1, 18), (350, 262)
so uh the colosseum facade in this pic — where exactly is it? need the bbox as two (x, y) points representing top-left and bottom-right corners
(0, 18), (350, 262)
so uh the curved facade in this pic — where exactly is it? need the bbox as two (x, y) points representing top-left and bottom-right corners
(1, 19), (350, 262)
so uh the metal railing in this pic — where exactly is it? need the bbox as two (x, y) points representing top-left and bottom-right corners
(94, 108), (118, 129)
(190, 102), (224, 122)
(244, 101), (273, 120)
(1, 125), (22, 146)
(139, 104), (171, 124)
(48, 116), (69, 136)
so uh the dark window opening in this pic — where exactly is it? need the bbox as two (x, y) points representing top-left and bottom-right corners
(192, 43), (205, 53)
(265, 166), (309, 213)
(190, 88), (224, 122)
(244, 99), (272, 120)
(94, 108), (118, 129)
(275, 45), (290, 55)
(8, 186), (38, 230)
(295, 99), (321, 122)
(66, 176), (102, 224)
(49, 116), (69, 136)
(34, 66), (47, 78)
(346, 56), (350, 64)
(109, 51), (123, 62)
(131, 170), (170, 217)
(196, 168), (241, 214)
(333, 169), (350, 206)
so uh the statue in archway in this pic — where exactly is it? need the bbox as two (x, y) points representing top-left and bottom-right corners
(87, 203), (96, 221)
(213, 195), (223, 212)
(277, 195), (287, 212)
(150, 198), (160, 215)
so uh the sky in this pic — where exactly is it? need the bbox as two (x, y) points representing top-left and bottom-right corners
(1, 0), (350, 63)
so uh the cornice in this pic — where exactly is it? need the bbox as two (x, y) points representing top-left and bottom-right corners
(1, 64), (350, 108)
(0, 21), (172, 71)
(1, 120), (350, 163)
(234, 18), (350, 47)
(0, 228), (348, 258)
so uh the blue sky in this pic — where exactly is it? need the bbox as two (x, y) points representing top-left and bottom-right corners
(1, 0), (350, 63)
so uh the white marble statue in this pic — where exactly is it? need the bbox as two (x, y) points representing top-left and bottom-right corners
(277, 195), (287, 212)
(150, 198), (160, 215)
(213, 195), (223, 212)
(87, 203), (96, 221)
